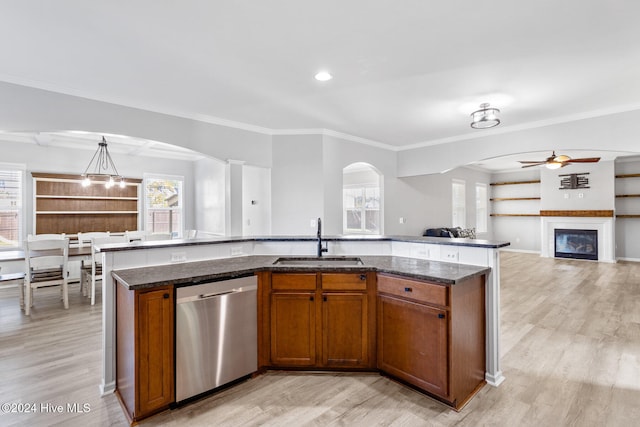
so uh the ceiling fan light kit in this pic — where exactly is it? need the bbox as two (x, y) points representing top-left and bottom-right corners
(470, 103), (501, 129)
(518, 151), (601, 169)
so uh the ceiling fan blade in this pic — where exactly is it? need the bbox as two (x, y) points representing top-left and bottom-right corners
(566, 157), (601, 163)
(518, 161), (546, 164)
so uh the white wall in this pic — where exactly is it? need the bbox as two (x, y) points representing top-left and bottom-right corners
(242, 165), (271, 236)
(322, 135), (397, 235)
(0, 139), (196, 237)
(540, 161), (615, 210)
(394, 167), (492, 237)
(271, 135), (324, 235)
(194, 157), (227, 235)
(0, 81), (272, 168)
(398, 110), (640, 177)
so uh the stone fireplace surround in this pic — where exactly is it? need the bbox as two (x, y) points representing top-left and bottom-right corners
(540, 210), (615, 263)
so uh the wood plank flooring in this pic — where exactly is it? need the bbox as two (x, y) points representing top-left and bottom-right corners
(1, 252), (639, 426)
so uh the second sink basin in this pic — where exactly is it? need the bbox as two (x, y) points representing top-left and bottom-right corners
(273, 257), (364, 267)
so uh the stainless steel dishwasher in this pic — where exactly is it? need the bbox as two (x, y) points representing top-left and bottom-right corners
(175, 275), (257, 402)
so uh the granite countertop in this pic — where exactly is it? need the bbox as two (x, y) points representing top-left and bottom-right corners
(97, 234), (510, 253)
(111, 255), (491, 290)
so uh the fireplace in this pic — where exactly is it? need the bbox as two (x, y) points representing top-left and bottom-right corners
(554, 229), (598, 260)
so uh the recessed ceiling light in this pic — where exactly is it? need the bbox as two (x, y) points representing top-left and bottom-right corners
(314, 71), (333, 81)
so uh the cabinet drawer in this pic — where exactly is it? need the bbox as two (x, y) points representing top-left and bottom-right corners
(321, 273), (368, 291)
(272, 273), (316, 290)
(377, 274), (447, 307)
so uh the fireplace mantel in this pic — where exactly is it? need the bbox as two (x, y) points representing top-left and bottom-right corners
(540, 210), (614, 217)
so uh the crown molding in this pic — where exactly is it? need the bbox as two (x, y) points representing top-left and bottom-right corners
(4, 75), (640, 155)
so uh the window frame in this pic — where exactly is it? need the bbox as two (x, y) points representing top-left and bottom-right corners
(0, 163), (25, 250)
(475, 182), (488, 234)
(343, 183), (381, 234)
(452, 178), (466, 228)
(143, 173), (184, 237)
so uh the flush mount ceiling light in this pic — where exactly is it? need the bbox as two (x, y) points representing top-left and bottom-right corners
(81, 136), (126, 188)
(470, 103), (501, 129)
(314, 71), (333, 81)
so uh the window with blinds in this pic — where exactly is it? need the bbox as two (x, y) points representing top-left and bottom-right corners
(0, 166), (24, 248)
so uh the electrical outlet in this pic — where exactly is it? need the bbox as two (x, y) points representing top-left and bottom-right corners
(170, 252), (187, 263)
(310, 219), (316, 227)
(399, 217), (406, 224)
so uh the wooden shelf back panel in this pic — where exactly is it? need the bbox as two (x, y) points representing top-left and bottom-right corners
(36, 213), (139, 234)
(36, 180), (138, 198)
(615, 174), (640, 179)
(36, 198), (138, 212)
(539, 210), (614, 217)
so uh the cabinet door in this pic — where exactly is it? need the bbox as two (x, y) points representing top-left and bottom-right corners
(377, 294), (448, 397)
(270, 292), (316, 366)
(137, 287), (174, 416)
(322, 292), (368, 367)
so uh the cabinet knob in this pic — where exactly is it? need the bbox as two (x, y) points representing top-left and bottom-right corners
(163, 293), (170, 299)
(323, 296), (327, 302)
(360, 274), (366, 281)
(404, 287), (412, 292)
(310, 296), (314, 302)
(438, 313), (445, 319)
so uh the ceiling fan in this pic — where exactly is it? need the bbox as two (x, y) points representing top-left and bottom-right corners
(518, 151), (601, 169)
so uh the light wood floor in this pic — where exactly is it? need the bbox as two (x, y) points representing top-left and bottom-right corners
(1, 252), (639, 426)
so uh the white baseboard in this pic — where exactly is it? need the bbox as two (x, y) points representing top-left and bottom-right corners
(616, 257), (640, 263)
(499, 248), (540, 255)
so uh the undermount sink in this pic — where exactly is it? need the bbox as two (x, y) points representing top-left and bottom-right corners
(273, 257), (364, 267)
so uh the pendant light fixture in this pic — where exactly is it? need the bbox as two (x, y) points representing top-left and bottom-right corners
(470, 103), (501, 129)
(81, 136), (126, 188)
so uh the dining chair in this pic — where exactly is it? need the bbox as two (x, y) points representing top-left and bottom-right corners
(23, 237), (69, 315)
(77, 232), (110, 297)
(27, 233), (66, 241)
(84, 235), (128, 305)
(124, 230), (147, 242)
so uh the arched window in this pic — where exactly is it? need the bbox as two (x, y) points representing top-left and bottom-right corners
(343, 163), (382, 234)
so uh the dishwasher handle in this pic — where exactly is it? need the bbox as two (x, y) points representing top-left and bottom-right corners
(199, 288), (244, 299)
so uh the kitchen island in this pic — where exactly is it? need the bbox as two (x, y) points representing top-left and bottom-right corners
(98, 235), (508, 421)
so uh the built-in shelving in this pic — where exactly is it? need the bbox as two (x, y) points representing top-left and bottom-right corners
(490, 197), (541, 201)
(490, 180), (541, 186)
(615, 173), (640, 219)
(490, 179), (541, 217)
(32, 172), (142, 235)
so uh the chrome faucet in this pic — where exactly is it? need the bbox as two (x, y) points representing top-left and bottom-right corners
(317, 217), (328, 257)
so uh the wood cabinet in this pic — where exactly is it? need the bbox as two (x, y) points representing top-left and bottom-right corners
(115, 281), (174, 423)
(266, 272), (375, 369)
(377, 273), (485, 410)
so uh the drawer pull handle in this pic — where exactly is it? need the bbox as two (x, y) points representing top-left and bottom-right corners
(323, 296), (327, 302)
(310, 296), (314, 302)
(404, 287), (412, 292)
(438, 313), (445, 319)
